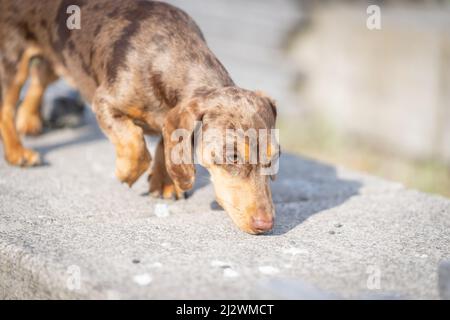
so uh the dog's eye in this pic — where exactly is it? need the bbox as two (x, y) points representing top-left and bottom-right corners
(226, 153), (239, 164)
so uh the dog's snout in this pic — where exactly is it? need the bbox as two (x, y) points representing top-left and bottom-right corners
(251, 214), (274, 234)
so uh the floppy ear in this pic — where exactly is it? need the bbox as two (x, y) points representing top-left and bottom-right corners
(255, 91), (279, 181)
(255, 90), (277, 124)
(162, 99), (205, 191)
(268, 98), (277, 121)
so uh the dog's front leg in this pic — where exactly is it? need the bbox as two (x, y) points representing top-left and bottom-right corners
(148, 139), (184, 199)
(92, 92), (151, 187)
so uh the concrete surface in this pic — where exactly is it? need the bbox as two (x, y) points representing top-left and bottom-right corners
(0, 113), (449, 299)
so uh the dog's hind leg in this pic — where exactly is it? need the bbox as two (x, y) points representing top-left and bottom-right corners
(0, 46), (42, 166)
(92, 89), (152, 187)
(16, 57), (57, 136)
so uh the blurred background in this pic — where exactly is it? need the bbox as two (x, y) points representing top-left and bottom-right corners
(165, 0), (450, 198)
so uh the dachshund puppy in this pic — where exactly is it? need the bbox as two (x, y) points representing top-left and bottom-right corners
(0, 0), (279, 234)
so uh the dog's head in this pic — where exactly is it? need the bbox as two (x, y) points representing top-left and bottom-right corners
(162, 87), (279, 234)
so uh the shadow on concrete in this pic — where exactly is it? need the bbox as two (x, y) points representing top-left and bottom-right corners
(269, 153), (361, 235)
(192, 153), (362, 235)
(29, 108), (361, 236)
(33, 113), (105, 161)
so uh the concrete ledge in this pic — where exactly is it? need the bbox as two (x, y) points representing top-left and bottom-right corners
(439, 260), (450, 299)
(1, 118), (449, 299)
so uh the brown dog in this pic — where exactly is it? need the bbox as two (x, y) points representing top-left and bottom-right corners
(0, 0), (278, 234)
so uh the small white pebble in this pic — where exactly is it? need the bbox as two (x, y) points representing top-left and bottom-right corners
(258, 266), (280, 275)
(210, 260), (231, 268)
(223, 268), (240, 278)
(282, 247), (309, 255)
(149, 262), (162, 268)
(133, 273), (153, 286)
(154, 203), (170, 217)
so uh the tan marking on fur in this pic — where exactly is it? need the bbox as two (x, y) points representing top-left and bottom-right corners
(266, 143), (272, 158)
(244, 142), (251, 163)
(16, 58), (57, 135)
(113, 122), (151, 187)
(125, 106), (145, 120)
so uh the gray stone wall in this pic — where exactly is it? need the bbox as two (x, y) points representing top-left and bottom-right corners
(289, 3), (450, 162)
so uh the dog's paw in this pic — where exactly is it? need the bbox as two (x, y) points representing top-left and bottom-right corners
(115, 150), (151, 187)
(5, 147), (41, 167)
(16, 110), (43, 136)
(149, 176), (185, 200)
